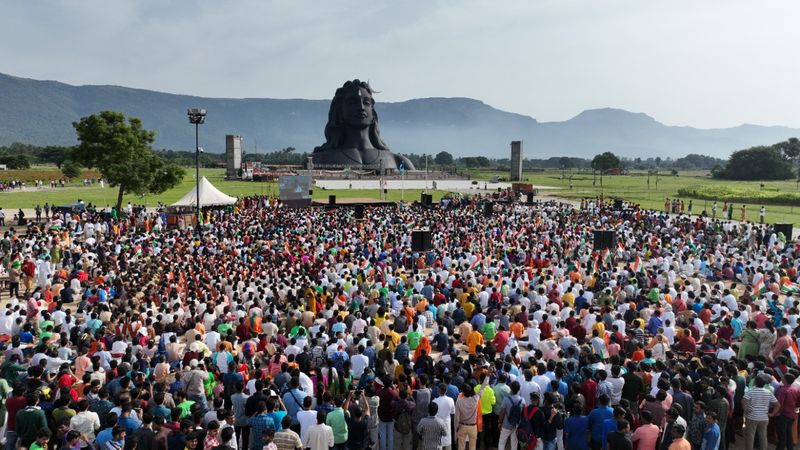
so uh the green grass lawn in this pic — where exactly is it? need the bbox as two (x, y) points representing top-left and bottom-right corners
(475, 168), (800, 226)
(2, 166), (800, 226)
(0, 168), (451, 209)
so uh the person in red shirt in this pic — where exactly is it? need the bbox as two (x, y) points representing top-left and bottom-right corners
(676, 333), (697, 354)
(492, 327), (510, 353)
(580, 368), (598, 413)
(5, 385), (27, 449)
(539, 315), (552, 340)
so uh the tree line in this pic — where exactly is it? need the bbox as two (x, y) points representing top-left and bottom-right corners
(711, 138), (800, 180)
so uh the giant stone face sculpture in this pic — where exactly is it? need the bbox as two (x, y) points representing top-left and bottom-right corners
(312, 80), (415, 171)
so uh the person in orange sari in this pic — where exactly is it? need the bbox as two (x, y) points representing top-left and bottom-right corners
(414, 335), (432, 361)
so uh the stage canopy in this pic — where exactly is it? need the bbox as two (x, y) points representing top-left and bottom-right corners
(171, 177), (237, 207)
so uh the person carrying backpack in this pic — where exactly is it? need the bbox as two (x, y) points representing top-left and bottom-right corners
(517, 393), (544, 450)
(393, 389), (416, 450)
(498, 381), (524, 450)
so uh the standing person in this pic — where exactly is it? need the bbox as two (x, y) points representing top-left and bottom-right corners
(587, 395), (613, 450)
(741, 205), (747, 222)
(564, 405), (589, 450)
(5, 385), (27, 450)
(70, 399), (101, 448)
(184, 360), (209, 414)
(606, 420), (632, 450)
(455, 378), (489, 450)
(417, 403), (447, 450)
(759, 206), (765, 224)
(393, 389), (416, 450)
(632, 410), (660, 450)
(343, 391), (370, 450)
(669, 425), (691, 450)
(15, 393), (48, 449)
(712, 202), (717, 219)
(774, 373), (800, 450)
(497, 381), (523, 450)
(377, 376), (399, 450)
(701, 413), (720, 450)
(433, 383), (455, 450)
(539, 393), (564, 450)
(325, 396), (348, 450)
(302, 411), (333, 450)
(742, 375), (779, 450)
(231, 382), (250, 450)
(272, 416), (302, 450)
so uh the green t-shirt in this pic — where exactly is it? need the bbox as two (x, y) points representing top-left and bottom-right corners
(177, 400), (195, 418)
(407, 330), (422, 350)
(325, 407), (348, 444)
(30, 443), (45, 450)
(217, 323), (233, 335)
(482, 322), (497, 340)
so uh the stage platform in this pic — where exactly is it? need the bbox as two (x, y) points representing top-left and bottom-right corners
(311, 197), (397, 207)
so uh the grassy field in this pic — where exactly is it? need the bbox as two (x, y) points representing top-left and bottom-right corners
(470, 168), (800, 226)
(1, 166), (800, 226)
(0, 168), (451, 209)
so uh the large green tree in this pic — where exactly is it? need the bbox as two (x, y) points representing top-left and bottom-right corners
(715, 145), (794, 180)
(435, 151), (454, 166)
(591, 152), (621, 172)
(73, 111), (185, 213)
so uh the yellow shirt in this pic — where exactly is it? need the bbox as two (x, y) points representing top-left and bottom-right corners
(592, 322), (605, 337)
(562, 292), (575, 308)
(463, 301), (476, 319)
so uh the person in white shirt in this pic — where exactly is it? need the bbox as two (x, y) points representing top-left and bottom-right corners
(70, 399), (101, 441)
(350, 346), (369, 379)
(303, 411), (334, 450)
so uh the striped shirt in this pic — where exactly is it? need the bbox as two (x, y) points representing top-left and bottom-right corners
(743, 387), (777, 421)
(273, 429), (302, 450)
(416, 416), (447, 450)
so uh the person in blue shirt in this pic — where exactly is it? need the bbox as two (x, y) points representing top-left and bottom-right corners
(95, 413), (119, 450)
(266, 398), (287, 432)
(281, 378), (308, 425)
(701, 412), (721, 450)
(601, 408), (625, 449)
(588, 394), (614, 450)
(564, 405), (589, 450)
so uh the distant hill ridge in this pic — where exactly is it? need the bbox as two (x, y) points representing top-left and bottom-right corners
(0, 72), (797, 158)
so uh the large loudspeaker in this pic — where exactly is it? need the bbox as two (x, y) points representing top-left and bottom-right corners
(354, 204), (364, 220)
(484, 202), (494, 217)
(526, 192), (534, 205)
(775, 223), (793, 240)
(328, 195), (336, 205)
(614, 199), (623, 210)
(593, 230), (617, 250)
(420, 193), (433, 206)
(411, 229), (433, 252)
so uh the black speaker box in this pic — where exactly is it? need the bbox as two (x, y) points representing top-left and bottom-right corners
(411, 229), (433, 252)
(526, 192), (534, 205)
(420, 193), (433, 206)
(354, 205), (365, 220)
(775, 223), (793, 240)
(593, 230), (616, 250)
(614, 199), (623, 210)
(484, 202), (494, 217)
(328, 195), (336, 205)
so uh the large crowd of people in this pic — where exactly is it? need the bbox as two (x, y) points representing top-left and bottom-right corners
(0, 191), (798, 450)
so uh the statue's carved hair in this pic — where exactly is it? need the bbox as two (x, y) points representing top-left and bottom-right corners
(315, 79), (389, 152)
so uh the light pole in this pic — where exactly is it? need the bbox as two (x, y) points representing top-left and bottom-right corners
(187, 108), (207, 230)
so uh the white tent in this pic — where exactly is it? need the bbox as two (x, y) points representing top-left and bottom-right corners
(171, 177), (237, 207)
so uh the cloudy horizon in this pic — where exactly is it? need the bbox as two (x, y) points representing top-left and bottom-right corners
(1, 1), (798, 129)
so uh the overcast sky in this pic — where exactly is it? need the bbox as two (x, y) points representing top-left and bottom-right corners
(1, 1), (798, 128)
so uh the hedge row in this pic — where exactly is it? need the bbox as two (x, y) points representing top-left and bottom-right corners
(677, 186), (800, 206)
